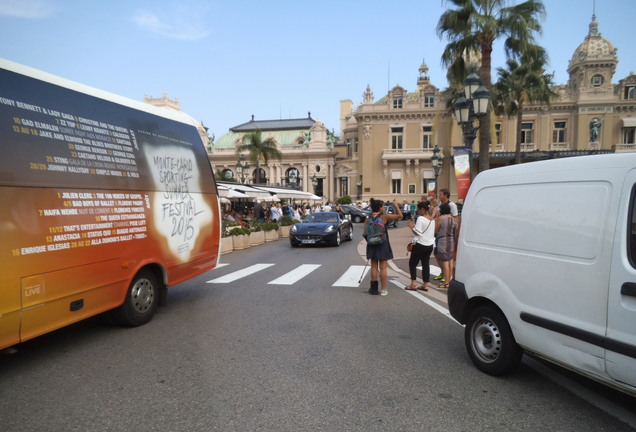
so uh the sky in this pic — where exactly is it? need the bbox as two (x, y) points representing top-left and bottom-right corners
(1, 0), (635, 140)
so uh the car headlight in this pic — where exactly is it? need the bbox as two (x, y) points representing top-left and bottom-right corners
(291, 225), (298, 233)
(324, 225), (334, 233)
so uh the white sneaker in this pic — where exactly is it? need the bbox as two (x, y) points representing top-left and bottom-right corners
(380, 289), (388, 296)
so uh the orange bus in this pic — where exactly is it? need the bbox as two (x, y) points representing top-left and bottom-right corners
(0, 58), (221, 350)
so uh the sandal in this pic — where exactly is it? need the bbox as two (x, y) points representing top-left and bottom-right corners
(417, 285), (429, 292)
(405, 285), (418, 291)
(439, 283), (449, 289)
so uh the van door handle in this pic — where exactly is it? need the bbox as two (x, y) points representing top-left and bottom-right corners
(621, 283), (636, 297)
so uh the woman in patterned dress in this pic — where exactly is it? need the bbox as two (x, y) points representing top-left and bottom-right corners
(435, 202), (456, 288)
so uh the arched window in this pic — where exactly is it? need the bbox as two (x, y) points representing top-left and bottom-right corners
(221, 169), (234, 181)
(252, 168), (267, 184)
(286, 167), (300, 187)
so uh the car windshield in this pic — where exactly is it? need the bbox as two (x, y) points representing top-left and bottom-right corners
(304, 212), (339, 223)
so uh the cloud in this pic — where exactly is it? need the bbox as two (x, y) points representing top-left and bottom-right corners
(132, 7), (209, 41)
(0, 0), (54, 18)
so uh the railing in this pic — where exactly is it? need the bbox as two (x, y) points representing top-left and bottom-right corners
(382, 148), (433, 160)
(615, 143), (636, 152)
(549, 143), (571, 151)
(520, 143), (537, 152)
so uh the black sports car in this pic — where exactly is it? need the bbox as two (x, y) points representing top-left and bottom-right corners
(289, 212), (353, 247)
(339, 204), (371, 223)
(383, 202), (399, 228)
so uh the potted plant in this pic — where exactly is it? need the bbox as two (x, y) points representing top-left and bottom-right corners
(249, 223), (265, 246)
(261, 221), (280, 242)
(277, 215), (299, 238)
(220, 221), (237, 254)
(229, 226), (251, 250)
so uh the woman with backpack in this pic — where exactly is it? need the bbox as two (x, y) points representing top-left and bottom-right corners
(363, 199), (402, 296)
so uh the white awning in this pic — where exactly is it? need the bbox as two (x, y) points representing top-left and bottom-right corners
(217, 182), (271, 198)
(251, 185), (314, 199)
(622, 118), (636, 127)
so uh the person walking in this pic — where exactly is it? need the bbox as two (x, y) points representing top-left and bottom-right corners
(405, 201), (436, 292)
(363, 199), (402, 296)
(435, 202), (457, 288)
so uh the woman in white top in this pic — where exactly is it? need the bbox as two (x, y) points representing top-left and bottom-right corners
(405, 201), (436, 291)
(270, 203), (282, 222)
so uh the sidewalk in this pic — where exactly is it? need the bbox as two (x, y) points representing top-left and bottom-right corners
(356, 221), (446, 292)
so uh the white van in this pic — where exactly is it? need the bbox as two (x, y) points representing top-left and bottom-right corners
(448, 153), (636, 396)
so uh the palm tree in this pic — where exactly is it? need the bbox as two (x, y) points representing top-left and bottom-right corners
(438, 0), (546, 172)
(235, 129), (282, 184)
(492, 45), (556, 164)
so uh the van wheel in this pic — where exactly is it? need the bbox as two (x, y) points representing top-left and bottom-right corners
(465, 306), (522, 376)
(111, 269), (159, 327)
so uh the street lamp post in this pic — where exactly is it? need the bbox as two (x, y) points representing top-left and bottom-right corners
(235, 155), (249, 184)
(453, 72), (491, 148)
(431, 144), (443, 195)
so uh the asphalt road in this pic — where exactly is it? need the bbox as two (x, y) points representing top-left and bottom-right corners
(1, 227), (635, 431)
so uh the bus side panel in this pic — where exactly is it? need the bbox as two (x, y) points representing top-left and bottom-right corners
(1, 186), (218, 347)
(0, 61), (220, 349)
(20, 259), (126, 341)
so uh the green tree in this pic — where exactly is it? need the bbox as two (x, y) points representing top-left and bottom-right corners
(438, 0), (546, 172)
(492, 45), (556, 164)
(235, 129), (282, 184)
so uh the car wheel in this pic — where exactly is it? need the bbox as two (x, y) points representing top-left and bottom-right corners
(464, 306), (522, 376)
(334, 231), (341, 246)
(110, 269), (159, 327)
(353, 215), (362, 223)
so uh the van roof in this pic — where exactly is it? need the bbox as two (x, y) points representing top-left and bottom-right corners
(476, 153), (636, 184)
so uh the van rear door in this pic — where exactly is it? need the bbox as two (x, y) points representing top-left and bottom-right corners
(606, 170), (636, 389)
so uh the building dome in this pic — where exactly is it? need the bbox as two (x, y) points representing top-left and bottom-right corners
(568, 15), (617, 71)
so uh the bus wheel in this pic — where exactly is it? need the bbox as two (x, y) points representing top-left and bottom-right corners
(111, 269), (159, 327)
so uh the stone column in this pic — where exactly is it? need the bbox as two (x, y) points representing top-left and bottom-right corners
(328, 161), (335, 200)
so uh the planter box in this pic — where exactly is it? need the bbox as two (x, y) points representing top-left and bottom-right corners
(249, 230), (265, 246)
(279, 225), (291, 238)
(220, 236), (233, 255)
(264, 229), (279, 242)
(232, 234), (250, 250)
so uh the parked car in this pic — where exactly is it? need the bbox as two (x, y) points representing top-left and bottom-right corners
(289, 212), (353, 247)
(383, 202), (398, 228)
(339, 204), (371, 223)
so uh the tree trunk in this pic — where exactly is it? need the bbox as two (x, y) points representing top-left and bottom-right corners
(514, 100), (525, 164)
(478, 42), (494, 172)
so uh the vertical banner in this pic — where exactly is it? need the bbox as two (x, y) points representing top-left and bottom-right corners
(427, 179), (436, 197)
(453, 146), (471, 200)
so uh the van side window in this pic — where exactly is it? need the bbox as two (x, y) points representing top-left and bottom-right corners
(630, 185), (636, 268)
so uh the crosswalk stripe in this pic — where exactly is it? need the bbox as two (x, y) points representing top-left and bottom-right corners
(332, 265), (369, 287)
(268, 264), (321, 285)
(416, 265), (442, 276)
(206, 263), (275, 283)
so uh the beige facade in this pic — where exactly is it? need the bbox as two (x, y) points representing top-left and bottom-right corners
(338, 14), (636, 203)
(209, 115), (339, 200)
(148, 15), (636, 205)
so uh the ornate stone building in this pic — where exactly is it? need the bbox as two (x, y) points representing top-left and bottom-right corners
(337, 14), (636, 203)
(209, 115), (338, 199)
